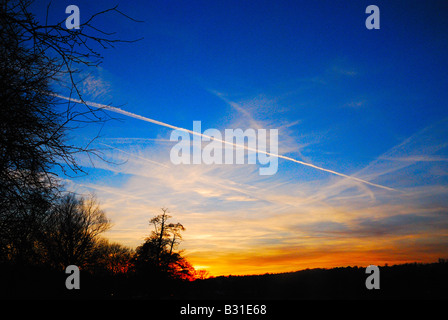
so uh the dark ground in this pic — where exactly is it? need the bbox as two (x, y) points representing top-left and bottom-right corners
(180, 262), (448, 300)
(2, 261), (448, 300)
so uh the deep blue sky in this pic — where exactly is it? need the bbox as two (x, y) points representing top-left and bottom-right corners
(35, 0), (448, 172)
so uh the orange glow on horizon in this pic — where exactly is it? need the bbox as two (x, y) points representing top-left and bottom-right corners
(188, 253), (445, 278)
(183, 235), (448, 277)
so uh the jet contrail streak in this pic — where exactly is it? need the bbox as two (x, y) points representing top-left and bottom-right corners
(54, 94), (398, 192)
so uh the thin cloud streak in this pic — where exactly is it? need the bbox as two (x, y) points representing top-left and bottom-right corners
(53, 94), (398, 192)
(98, 142), (170, 168)
(67, 124), (448, 275)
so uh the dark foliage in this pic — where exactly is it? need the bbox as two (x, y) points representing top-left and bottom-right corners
(3, 260), (447, 299)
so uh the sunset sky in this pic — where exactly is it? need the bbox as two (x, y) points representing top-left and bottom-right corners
(33, 0), (448, 276)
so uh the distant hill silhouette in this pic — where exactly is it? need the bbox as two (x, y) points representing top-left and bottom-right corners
(177, 260), (448, 300)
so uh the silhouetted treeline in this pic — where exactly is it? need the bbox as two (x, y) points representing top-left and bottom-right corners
(0, 0), (185, 299)
(181, 260), (448, 300)
(0, 206), (200, 299)
(4, 259), (448, 299)
(0, 0), (138, 265)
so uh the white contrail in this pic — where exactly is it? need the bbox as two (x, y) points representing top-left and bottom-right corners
(53, 94), (398, 192)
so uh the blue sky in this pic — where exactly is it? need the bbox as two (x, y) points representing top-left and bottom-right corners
(82, 0), (447, 169)
(31, 0), (448, 275)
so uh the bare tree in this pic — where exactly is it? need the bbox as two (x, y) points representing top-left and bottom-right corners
(91, 238), (134, 274)
(0, 0), (140, 265)
(1, 0), (142, 175)
(195, 269), (210, 280)
(134, 209), (194, 279)
(150, 208), (185, 264)
(42, 193), (111, 269)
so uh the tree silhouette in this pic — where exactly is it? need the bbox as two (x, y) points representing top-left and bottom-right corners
(41, 193), (111, 270)
(0, 0), (139, 266)
(134, 209), (194, 280)
(1, 0), (62, 264)
(91, 238), (134, 274)
(195, 269), (210, 280)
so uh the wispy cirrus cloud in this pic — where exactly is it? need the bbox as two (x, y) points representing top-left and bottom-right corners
(64, 91), (448, 275)
(54, 93), (397, 191)
(80, 72), (112, 101)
